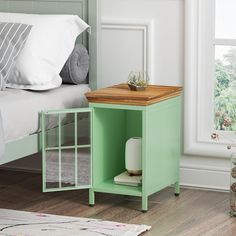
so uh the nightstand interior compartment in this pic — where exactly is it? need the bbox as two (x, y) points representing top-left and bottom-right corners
(92, 107), (142, 196)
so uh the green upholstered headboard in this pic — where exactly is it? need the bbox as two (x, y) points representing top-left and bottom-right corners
(0, 0), (101, 90)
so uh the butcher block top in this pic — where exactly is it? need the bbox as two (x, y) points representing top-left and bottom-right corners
(85, 84), (182, 106)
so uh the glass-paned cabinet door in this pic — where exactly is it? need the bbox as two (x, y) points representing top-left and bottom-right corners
(41, 108), (92, 192)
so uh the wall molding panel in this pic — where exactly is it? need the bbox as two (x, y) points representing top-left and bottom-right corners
(101, 18), (154, 84)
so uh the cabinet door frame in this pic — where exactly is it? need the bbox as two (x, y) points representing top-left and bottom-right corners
(41, 108), (93, 192)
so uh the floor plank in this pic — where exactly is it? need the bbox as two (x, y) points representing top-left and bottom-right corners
(0, 170), (233, 235)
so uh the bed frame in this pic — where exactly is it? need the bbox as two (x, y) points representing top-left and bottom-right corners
(0, 0), (101, 165)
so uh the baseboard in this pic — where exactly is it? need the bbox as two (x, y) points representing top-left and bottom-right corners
(1, 163), (231, 191)
(0, 152), (42, 173)
(180, 164), (230, 191)
(180, 185), (228, 193)
(0, 165), (41, 173)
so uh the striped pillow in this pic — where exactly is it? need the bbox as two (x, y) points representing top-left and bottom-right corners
(0, 22), (32, 90)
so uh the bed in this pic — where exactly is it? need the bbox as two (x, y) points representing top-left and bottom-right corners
(0, 0), (101, 166)
(1, 84), (90, 165)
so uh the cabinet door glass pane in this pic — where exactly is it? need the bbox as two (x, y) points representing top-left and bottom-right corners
(61, 113), (75, 147)
(45, 150), (59, 189)
(77, 147), (91, 186)
(215, 0), (236, 39)
(61, 149), (76, 187)
(45, 114), (59, 148)
(77, 112), (91, 145)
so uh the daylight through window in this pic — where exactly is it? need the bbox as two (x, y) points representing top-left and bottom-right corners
(214, 0), (236, 131)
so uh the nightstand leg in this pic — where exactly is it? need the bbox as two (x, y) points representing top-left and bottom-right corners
(174, 181), (180, 196)
(142, 195), (148, 212)
(89, 189), (95, 206)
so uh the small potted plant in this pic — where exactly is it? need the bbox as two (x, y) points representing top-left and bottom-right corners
(127, 71), (149, 91)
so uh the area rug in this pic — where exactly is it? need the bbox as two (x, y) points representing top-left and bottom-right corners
(0, 209), (151, 236)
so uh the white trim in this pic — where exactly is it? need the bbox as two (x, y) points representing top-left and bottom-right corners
(196, 0), (215, 143)
(180, 164), (230, 190)
(181, 163), (229, 173)
(101, 19), (154, 83)
(214, 38), (236, 46)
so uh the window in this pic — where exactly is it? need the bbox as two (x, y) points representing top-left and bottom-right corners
(214, 0), (236, 131)
(185, 0), (236, 157)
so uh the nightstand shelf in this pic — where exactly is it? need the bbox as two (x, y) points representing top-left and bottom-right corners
(93, 179), (142, 197)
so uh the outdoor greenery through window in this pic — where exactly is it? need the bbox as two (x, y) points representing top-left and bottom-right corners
(215, 46), (236, 130)
(214, 0), (236, 131)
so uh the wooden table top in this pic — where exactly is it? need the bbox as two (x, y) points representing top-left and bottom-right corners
(86, 84), (182, 106)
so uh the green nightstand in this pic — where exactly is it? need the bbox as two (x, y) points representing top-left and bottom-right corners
(86, 84), (182, 212)
(41, 84), (182, 212)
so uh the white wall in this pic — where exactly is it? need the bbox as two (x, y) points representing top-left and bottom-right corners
(101, 0), (183, 87)
(4, 0), (231, 190)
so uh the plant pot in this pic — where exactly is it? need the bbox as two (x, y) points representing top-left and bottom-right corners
(128, 83), (147, 91)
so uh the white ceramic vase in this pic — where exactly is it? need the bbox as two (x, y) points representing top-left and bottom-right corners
(125, 137), (142, 175)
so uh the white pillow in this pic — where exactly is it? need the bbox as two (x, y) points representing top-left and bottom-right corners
(0, 12), (90, 90)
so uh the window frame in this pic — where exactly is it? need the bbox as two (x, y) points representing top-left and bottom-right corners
(184, 0), (235, 157)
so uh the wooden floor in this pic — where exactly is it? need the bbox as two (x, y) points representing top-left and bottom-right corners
(0, 170), (234, 236)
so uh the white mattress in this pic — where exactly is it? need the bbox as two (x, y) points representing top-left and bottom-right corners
(0, 84), (90, 142)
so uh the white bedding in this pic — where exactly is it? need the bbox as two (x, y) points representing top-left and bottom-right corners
(0, 84), (90, 142)
(0, 13), (89, 90)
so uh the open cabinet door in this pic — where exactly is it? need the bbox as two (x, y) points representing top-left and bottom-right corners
(41, 108), (92, 192)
